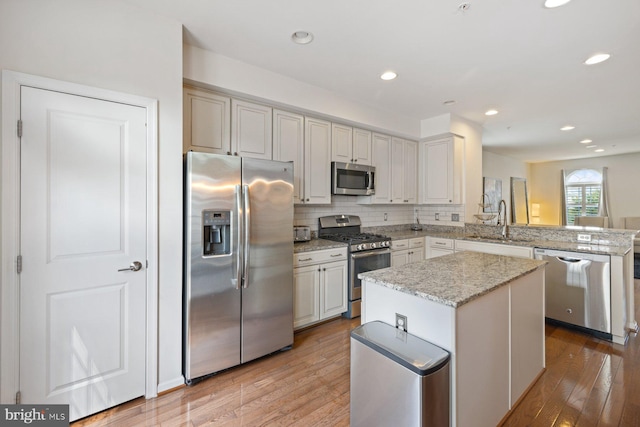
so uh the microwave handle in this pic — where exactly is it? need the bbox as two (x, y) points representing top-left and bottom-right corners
(367, 171), (375, 190)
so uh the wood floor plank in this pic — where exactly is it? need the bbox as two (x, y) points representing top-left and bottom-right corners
(74, 282), (640, 427)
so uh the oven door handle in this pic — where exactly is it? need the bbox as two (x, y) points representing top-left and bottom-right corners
(351, 248), (391, 259)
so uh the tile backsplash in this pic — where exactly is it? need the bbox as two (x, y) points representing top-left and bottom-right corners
(294, 195), (466, 231)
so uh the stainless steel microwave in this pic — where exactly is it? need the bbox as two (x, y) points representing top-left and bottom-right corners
(331, 162), (375, 196)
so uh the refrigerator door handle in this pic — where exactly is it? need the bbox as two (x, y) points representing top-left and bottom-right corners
(233, 184), (242, 290)
(242, 184), (251, 288)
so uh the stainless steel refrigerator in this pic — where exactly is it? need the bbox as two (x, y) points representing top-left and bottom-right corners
(183, 151), (294, 383)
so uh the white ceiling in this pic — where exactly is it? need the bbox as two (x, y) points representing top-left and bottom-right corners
(126, 0), (640, 163)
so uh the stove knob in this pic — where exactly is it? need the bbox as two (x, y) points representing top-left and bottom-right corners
(371, 242), (377, 249)
(357, 244), (363, 251)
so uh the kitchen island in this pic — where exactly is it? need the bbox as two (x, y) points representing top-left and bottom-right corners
(359, 251), (547, 427)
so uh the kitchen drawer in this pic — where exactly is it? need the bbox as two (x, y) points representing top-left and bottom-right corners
(428, 237), (454, 250)
(409, 237), (425, 248)
(391, 239), (409, 250)
(294, 247), (347, 267)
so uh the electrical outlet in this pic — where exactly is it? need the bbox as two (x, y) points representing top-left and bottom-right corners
(395, 313), (408, 332)
(452, 213), (459, 222)
(577, 234), (592, 242)
(435, 213), (440, 221)
(384, 213), (388, 221)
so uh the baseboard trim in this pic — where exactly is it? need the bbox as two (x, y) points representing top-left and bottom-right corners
(157, 376), (185, 394)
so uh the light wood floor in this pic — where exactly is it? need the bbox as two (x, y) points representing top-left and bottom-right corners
(75, 280), (640, 427)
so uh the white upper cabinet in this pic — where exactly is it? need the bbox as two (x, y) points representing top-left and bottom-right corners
(184, 87), (273, 160)
(390, 137), (417, 204)
(358, 133), (391, 204)
(273, 109), (304, 204)
(332, 125), (372, 165)
(352, 128), (372, 165)
(304, 117), (332, 204)
(231, 99), (272, 159)
(404, 140), (418, 203)
(331, 124), (353, 163)
(184, 86), (230, 154)
(419, 135), (465, 204)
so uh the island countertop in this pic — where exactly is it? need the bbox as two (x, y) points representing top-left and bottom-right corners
(358, 251), (547, 308)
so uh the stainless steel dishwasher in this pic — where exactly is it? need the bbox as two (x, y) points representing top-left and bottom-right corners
(534, 248), (612, 339)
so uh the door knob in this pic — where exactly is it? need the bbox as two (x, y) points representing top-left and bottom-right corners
(118, 261), (143, 272)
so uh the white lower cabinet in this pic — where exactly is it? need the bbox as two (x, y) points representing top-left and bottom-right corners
(426, 237), (455, 259)
(293, 247), (348, 329)
(390, 238), (425, 267)
(454, 240), (533, 258)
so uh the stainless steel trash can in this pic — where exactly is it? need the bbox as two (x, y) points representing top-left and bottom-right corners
(350, 321), (450, 427)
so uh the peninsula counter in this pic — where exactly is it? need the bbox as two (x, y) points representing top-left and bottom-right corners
(359, 251), (547, 427)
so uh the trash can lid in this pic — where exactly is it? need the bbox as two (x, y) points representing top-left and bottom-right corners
(351, 321), (450, 376)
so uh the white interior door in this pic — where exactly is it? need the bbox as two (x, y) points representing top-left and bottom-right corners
(19, 86), (147, 421)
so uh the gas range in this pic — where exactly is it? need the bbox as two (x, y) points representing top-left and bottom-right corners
(319, 232), (390, 252)
(317, 215), (391, 252)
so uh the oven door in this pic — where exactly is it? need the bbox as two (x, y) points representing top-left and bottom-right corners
(350, 248), (391, 301)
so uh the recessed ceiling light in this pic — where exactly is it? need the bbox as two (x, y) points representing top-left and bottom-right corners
(594, 149), (605, 153)
(443, 100), (456, 106)
(291, 31), (314, 45)
(579, 139), (592, 144)
(544, 0), (572, 8)
(584, 53), (611, 65)
(380, 71), (397, 81)
(560, 125), (575, 131)
(485, 109), (499, 116)
(586, 145), (597, 149)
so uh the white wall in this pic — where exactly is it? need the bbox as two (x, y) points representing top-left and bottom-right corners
(0, 0), (184, 392)
(295, 198), (465, 232)
(529, 152), (640, 228)
(184, 45), (421, 139)
(482, 151), (530, 224)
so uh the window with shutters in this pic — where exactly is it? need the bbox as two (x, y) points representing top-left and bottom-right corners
(564, 169), (602, 225)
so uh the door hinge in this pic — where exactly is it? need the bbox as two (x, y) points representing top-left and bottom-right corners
(16, 390), (21, 404)
(17, 120), (23, 138)
(17, 255), (22, 274)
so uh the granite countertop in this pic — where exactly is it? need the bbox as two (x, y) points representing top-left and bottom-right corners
(293, 228), (632, 257)
(455, 235), (630, 257)
(293, 238), (348, 253)
(383, 229), (465, 241)
(358, 251), (547, 308)
(384, 230), (630, 257)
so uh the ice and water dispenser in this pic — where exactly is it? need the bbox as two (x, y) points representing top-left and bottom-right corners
(202, 210), (231, 256)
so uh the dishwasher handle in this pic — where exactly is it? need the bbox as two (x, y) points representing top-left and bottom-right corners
(556, 256), (583, 263)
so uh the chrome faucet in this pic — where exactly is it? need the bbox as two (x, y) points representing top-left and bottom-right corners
(497, 199), (508, 239)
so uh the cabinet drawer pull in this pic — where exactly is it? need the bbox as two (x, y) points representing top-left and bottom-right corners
(330, 254), (343, 257)
(298, 257), (313, 262)
(435, 242), (447, 246)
